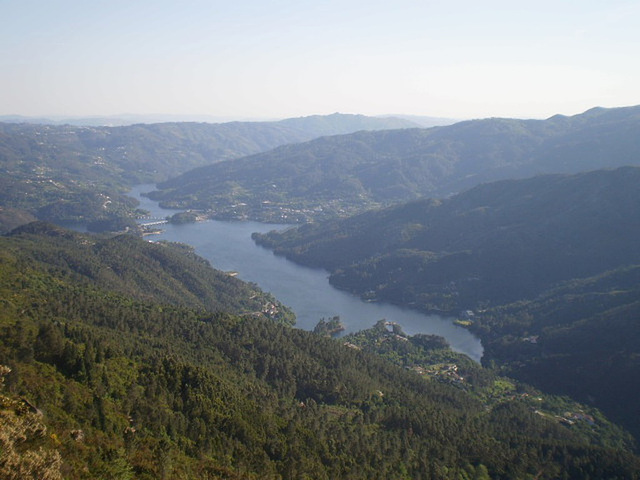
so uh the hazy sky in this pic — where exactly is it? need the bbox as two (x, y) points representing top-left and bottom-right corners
(1, 0), (638, 120)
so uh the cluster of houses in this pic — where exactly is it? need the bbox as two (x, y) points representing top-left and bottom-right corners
(261, 302), (280, 318)
(413, 363), (465, 385)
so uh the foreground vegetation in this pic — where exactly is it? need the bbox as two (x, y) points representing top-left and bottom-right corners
(2, 224), (639, 478)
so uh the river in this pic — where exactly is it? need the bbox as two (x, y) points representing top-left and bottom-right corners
(130, 185), (483, 362)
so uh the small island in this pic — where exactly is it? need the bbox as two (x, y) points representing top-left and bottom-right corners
(167, 210), (206, 224)
(313, 315), (345, 337)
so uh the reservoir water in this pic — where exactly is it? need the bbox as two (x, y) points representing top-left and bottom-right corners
(131, 185), (483, 362)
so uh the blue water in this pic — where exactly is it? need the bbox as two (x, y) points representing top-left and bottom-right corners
(131, 185), (483, 362)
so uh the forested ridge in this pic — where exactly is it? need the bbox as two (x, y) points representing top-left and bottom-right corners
(2, 225), (639, 479)
(4, 221), (293, 323)
(254, 167), (640, 310)
(150, 105), (640, 222)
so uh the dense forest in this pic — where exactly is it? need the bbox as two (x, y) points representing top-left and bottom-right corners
(149, 105), (640, 222)
(0, 114), (415, 233)
(1, 224), (639, 479)
(3, 222), (294, 324)
(253, 166), (640, 446)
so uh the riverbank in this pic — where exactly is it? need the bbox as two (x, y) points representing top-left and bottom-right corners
(128, 185), (484, 362)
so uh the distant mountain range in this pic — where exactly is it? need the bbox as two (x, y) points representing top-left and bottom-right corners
(149, 105), (640, 221)
(0, 113), (420, 181)
(0, 114), (244, 126)
(378, 114), (461, 128)
(0, 112), (450, 128)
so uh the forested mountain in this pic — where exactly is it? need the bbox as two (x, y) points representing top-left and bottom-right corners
(150, 105), (640, 222)
(254, 166), (640, 308)
(5, 222), (293, 323)
(0, 114), (417, 233)
(0, 114), (418, 182)
(2, 223), (639, 479)
(253, 166), (640, 444)
(4, 105), (640, 477)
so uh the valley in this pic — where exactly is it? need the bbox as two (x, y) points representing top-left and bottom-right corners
(5, 1), (640, 477)
(2, 108), (640, 478)
(131, 185), (484, 361)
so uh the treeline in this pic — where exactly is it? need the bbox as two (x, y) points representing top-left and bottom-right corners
(2, 226), (639, 478)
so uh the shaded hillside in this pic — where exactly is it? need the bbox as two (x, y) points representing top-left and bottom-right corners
(0, 114), (417, 232)
(471, 265), (640, 442)
(151, 105), (640, 222)
(1, 226), (639, 479)
(254, 166), (640, 311)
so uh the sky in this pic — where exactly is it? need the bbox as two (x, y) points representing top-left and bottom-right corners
(1, 0), (639, 120)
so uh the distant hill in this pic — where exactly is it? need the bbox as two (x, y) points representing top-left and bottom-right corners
(0, 114), (252, 126)
(0, 112), (425, 128)
(0, 113), (418, 232)
(0, 113), (419, 182)
(149, 105), (640, 222)
(379, 114), (461, 128)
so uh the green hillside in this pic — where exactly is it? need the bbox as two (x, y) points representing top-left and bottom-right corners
(4, 221), (293, 323)
(2, 225), (639, 478)
(150, 105), (640, 222)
